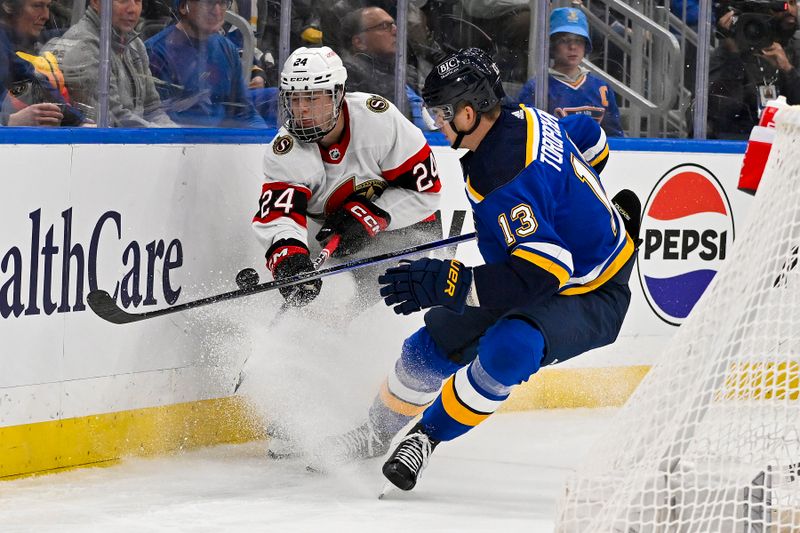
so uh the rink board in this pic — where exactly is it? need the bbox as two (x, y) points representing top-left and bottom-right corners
(0, 132), (753, 478)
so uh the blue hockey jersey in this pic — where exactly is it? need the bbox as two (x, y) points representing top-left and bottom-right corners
(461, 104), (609, 200)
(466, 106), (633, 305)
(145, 25), (266, 128)
(517, 71), (624, 137)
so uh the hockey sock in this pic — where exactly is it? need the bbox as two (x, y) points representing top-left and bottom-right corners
(418, 357), (511, 441)
(418, 319), (545, 441)
(369, 327), (459, 436)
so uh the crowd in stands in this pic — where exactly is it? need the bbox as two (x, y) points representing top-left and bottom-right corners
(708, 0), (800, 138)
(145, 0), (264, 127)
(0, 0), (798, 138)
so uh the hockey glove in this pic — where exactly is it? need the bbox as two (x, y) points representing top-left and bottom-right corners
(267, 239), (322, 307)
(315, 195), (390, 257)
(378, 258), (473, 315)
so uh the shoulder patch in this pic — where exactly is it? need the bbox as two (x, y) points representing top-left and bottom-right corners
(272, 135), (294, 155)
(366, 95), (390, 113)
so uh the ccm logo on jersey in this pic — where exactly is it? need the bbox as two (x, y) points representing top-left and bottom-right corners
(349, 204), (385, 236)
(444, 260), (462, 296)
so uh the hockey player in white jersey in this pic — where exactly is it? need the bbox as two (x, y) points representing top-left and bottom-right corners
(252, 46), (442, 307)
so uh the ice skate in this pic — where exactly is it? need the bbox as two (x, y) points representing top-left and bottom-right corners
(306, 420), (392, 472)
(265, 422), (302, 460)
(381, 424), (439, 491)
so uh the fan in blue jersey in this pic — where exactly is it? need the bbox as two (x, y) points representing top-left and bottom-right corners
(145, 0), (266, 128)
(309, 47), (639, 493)
(517, 8), (625, 137)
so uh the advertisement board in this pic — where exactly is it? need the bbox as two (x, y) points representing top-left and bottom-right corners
(0, 136), (754, 477)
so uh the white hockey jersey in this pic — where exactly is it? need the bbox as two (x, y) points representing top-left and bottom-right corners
(252, 92), (442, 255)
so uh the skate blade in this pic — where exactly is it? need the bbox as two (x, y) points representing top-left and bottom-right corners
(378, 481), (395, 500)
(267, 449), (301, 460)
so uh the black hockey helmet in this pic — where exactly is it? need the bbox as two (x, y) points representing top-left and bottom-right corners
(422, 47), (505, 120)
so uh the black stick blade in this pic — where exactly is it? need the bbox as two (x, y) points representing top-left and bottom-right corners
(612, 189), (642, 243)
(87, 290), (142, 324)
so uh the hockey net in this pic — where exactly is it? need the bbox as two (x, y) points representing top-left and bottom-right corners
(555, 107), (800, 533)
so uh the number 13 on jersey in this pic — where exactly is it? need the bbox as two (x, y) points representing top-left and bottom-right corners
(498, 204), (538, 245)
(496, 155), (616, 246)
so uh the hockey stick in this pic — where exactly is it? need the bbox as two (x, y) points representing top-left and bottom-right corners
(87, 232), (477, 325)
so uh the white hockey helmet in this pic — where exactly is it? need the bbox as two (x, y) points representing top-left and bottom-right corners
(279, 46), (348, 143)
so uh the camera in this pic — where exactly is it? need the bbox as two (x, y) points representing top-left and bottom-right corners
(728, 0), (790, 50)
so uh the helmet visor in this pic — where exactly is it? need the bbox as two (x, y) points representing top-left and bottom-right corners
(425, 103), (457, 124)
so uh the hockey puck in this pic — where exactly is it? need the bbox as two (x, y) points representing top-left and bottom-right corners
(235, 268), (260, 290)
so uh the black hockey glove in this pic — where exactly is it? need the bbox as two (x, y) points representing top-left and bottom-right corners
(267, 239), (322, 307)
(378, 258), (473, 315)
(315, 195), (390, 257)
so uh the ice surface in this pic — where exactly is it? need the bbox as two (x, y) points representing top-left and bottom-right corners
(0, 270), (618, 532)
(0, 409), (616, 533)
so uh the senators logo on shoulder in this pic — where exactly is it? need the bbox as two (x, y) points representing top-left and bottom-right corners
(273, 135), (294, 155)
(367, 95), (390, 113)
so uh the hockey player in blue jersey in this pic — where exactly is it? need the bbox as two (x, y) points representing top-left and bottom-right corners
(517, 8), (625, 137)
(314, 48), (638, 493)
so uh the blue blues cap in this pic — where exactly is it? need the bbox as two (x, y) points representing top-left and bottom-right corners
(550, 8), (592, 52)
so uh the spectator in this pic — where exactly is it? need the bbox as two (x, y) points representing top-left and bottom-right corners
(339, 6), (431, 129)
(44, 0), (175, 127)
(145, 0), (266, 128)
(708, 0), (800, 139)
(320, 1), (439, 70)
(0, 0), (85, 126)
(517, 7), (624, 137)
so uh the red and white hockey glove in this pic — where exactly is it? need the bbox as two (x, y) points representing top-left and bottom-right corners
(315, 195), (390, 257)
(266, 239), (322, 307)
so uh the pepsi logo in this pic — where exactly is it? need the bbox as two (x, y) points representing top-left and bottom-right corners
(638, 164), (735, 326)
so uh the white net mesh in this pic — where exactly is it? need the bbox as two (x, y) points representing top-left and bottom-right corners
(555, 107), (800, 533)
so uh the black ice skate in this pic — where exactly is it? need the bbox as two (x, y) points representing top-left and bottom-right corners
(381, 424), (439, 491)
